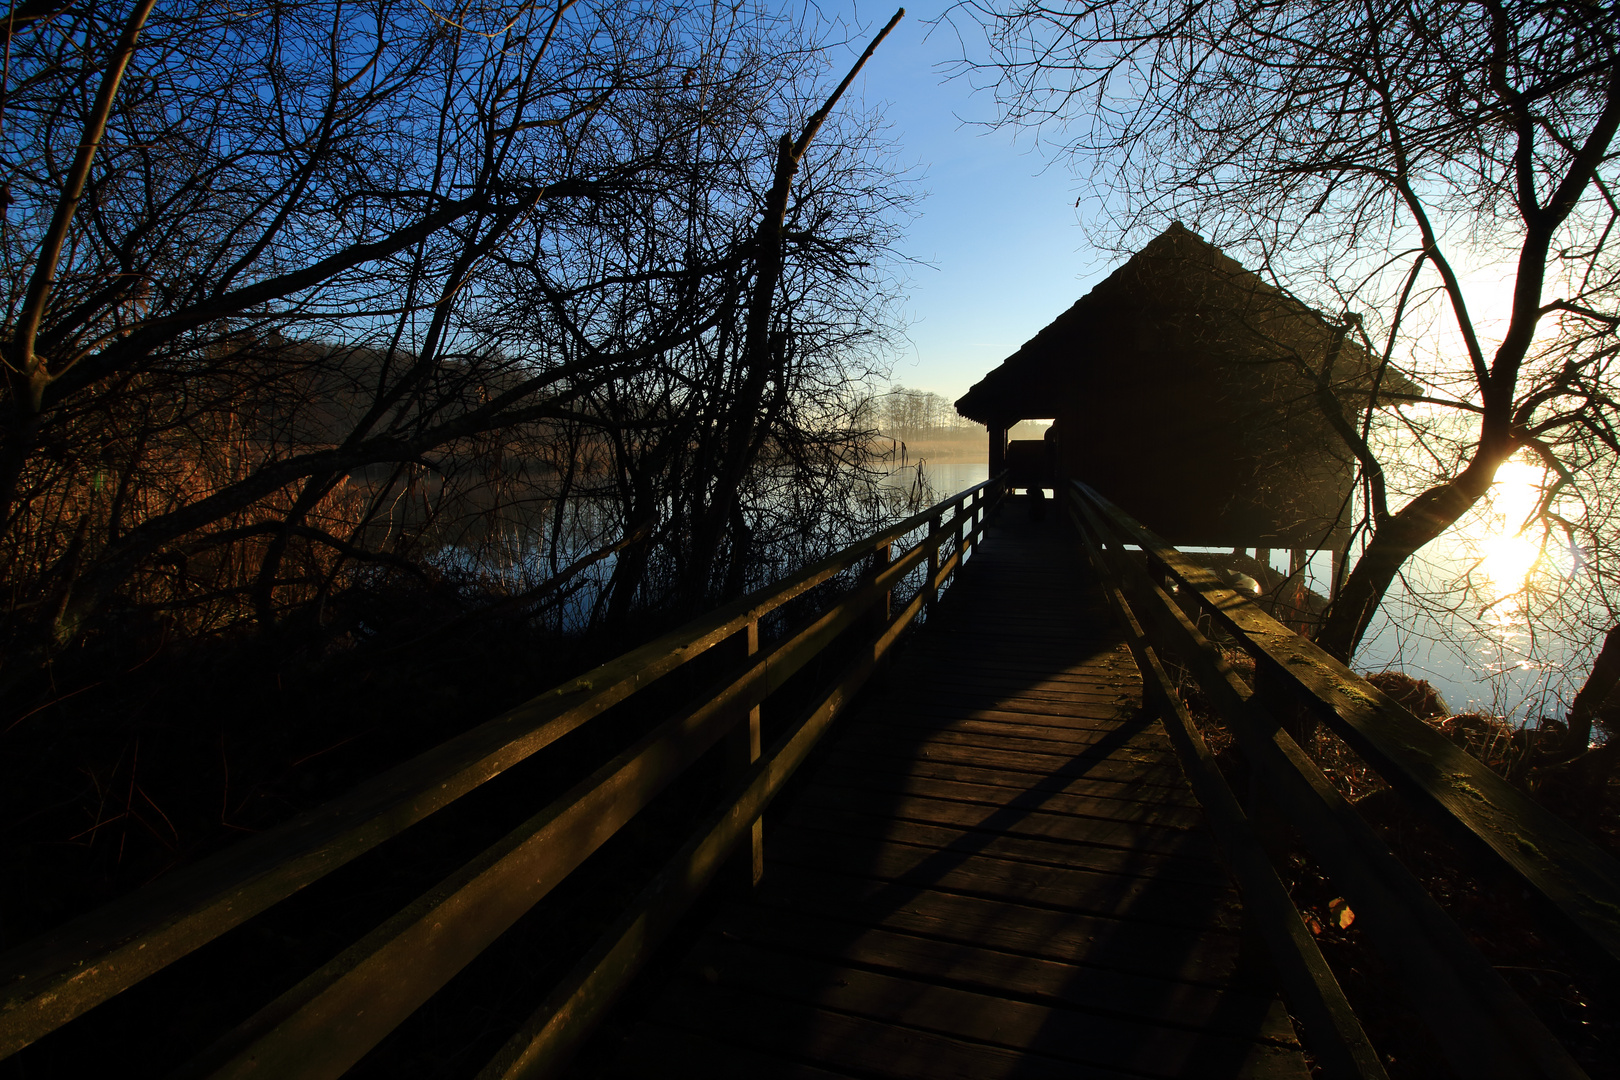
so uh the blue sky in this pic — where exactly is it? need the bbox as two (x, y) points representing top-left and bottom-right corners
(826, 3), (1117, 401)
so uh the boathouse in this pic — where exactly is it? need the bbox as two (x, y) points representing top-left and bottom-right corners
(956, 223), (1406, 548)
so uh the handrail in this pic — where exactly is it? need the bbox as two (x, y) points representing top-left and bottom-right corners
(0, 476), (1004, 1071)
(1068, 479), (1616, 1079)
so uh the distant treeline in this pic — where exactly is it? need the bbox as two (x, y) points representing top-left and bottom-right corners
(858, 386), (1048, 450)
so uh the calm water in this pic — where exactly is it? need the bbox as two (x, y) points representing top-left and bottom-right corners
(881, 461), (991, 501)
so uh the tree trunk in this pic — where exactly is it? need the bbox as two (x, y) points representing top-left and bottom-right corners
(1317, 455), (1503, 661)
(1566, 625), (1620, 754)
(681, 11), (902, 607)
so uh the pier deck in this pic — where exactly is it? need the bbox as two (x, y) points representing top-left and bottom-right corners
(605, 509), (1308, 1079)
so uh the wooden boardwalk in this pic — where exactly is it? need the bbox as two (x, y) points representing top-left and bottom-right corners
(603, 507), (1309, 1079)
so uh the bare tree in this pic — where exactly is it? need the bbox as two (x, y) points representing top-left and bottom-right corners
(0, 0), (913, 670)
(955, 0), (1620, 677)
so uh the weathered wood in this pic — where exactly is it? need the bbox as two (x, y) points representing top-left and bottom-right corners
(1071, 493), (1386, 1080)
(706, 904), (1297, 1042)
(189, 495), (986, 1078)
(1079, 480), (1620, 971)
(741, 868), (1254, 986)
(606, 1025), (859, 1080)
(476, 526), (945, 1079)
(764, 827), (1243, 931)
(676, 937), (1304, 1076)
(825, 735), (1189, 788)
(893, 678), (1150, 707)
(831, 717), (1177, 765)
(626, 985), (1136, 1080)
(605, 508), (1307, 1077)
(842, 722), (1180, 764)
(1071, 489), (1585, 1079)
(786, 780), (1211, 843)
(813, 750), (1199, 805)
(803, 763), (1206, 819)
(777, 810), (1230, 886)
(650, 954), (1306, 1079)
(725, 619), (764, 889)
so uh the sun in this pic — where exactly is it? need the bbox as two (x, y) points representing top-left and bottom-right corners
(1474, 458), (1549, 601)
(1480, 531), (1542, 597)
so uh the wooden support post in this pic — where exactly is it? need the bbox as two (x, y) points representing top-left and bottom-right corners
(987, 423), (1007, 478)
(724, 619), (763, 889)
(925, 513), (943, 613)
(1254, 655), (1317, 756)
(871, 540), (893, 631)
(963, 491), (980, 561)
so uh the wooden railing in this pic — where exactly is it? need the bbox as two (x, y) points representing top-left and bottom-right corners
(1067, 479), (1620, 1080)
(0, 477), (1004, 1079)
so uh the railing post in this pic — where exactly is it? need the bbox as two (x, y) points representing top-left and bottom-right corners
(963, 491), (979, 561)
(1254, 657), (1318, 757)
(925, 512), (943, 613)
(871, 539), (893, 633)
(725, 618), (763, 889)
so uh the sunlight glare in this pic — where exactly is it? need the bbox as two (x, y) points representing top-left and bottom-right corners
(1476, 459), (1550, 601)
(1480, 531), (1542, 596)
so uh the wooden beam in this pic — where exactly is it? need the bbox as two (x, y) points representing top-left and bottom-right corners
(0, 479), (1002, 1060)
(1072, 486), (1589, 1079)
(1075, 481), (1620, 972)
(1068, 495), (1385, 1080)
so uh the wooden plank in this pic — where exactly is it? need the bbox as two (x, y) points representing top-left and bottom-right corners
(846, 721), (1178, 764)
(1073, 492), (1585, 1078)
(802, 764), (1207, 822)
(473, 582), (920, 1080)
(856, 712), (1176, 753)
(882, 690), (1140, 722)
(855, 708), (1156, 743)
(825, 735), (1186, 786)
(649, 950), (1307, 1079)
(686, 928), (1297, 1049)
(1080, 481), (1620, 970)
(191, 541), (947, 1079)
(888, 664), (1142, 690)
(813, 751), (1199, 804)
(893, 684), (1148, 710)
(1072, 505), (1387, 1080)
(605, 1025), (862, 1080)
(743, 869), (1253, 987)
(878, 677), (1142, 702)
(600, 503), (1310, 1080)
(765, 827), (1244, 932)
(781, 803), (1226, 879)
(781, 787), (1222, 863)
(627, 977), (1142, 1080)
(706, 904), (1297, 1043)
